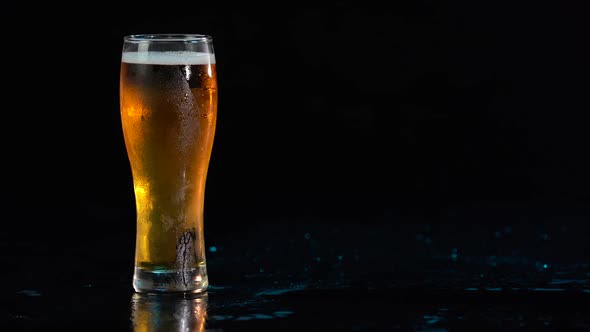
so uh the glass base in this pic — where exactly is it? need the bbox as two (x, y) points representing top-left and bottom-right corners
(133, 265), (209, 294)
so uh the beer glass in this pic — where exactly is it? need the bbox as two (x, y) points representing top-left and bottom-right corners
(120, 34), (217, 293)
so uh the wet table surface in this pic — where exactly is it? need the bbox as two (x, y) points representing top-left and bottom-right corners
(4, 218), (590, 331)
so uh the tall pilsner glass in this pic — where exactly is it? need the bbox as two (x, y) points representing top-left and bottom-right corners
(120, 34), (217, 293)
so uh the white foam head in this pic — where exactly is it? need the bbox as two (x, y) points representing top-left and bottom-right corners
(122, 51), (215, 65)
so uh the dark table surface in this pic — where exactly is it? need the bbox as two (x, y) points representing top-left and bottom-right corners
(4, 211), (590, 331)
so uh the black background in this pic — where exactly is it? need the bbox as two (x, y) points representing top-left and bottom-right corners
(3, 2), (589, 281)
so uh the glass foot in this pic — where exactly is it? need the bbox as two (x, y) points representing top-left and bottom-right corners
(133, 265), (208, 294)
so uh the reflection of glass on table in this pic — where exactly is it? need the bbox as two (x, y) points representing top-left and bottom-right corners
(130, 293), (208, 332)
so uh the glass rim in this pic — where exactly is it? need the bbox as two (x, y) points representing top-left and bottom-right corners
(124, 34), (213, 43)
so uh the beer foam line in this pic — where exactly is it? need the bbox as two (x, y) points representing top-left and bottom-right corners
(122, 51), (216, 65)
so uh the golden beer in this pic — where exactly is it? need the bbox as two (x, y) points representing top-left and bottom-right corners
(120, 38), (217, 293)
